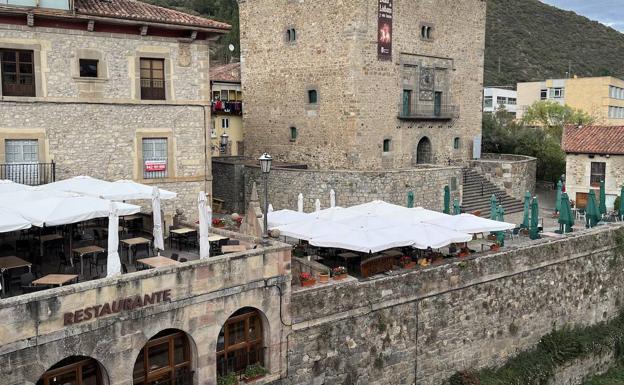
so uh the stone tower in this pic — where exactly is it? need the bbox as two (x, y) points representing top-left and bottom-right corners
(238, 0), (487, 171)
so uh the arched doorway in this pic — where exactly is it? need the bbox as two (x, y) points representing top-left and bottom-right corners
(133, 329), (193, 385)
(416, 137), (433, 164)
(37, 356), (106, 385)
(216, 307), (265, 377)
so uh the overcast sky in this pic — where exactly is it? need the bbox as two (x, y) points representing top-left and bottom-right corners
(540, 0), (624, 32)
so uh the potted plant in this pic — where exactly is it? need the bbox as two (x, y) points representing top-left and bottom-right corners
(318, 271), (330, 283)
(490, 240), (501, 251)
(399, 255), (416, 269)
(212, 218), (224, 228)
(217, 373), (238, 385)
(299, 272), (316, 287)
(332, 266), (347, 280)
(243, 363), (267, 383)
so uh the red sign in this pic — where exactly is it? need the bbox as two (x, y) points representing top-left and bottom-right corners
(145, 161), (166, 172)
(378, 0), (393, 61)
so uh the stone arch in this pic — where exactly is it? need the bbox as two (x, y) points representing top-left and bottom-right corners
(132, 328), (197, 385)
(215, 306), (271, 378)
(36, 355), (109, 385)
(416, 136), (433, 164)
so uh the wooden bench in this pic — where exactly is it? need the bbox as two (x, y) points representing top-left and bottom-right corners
(361, 255), (395, 278)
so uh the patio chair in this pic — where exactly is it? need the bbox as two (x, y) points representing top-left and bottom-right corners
(577, 209), (586, 222)
(20, 272), (35, 287)
(170, 253), (179, 261)
(57, 251), (76, 274)
(90, 253), (107, 276)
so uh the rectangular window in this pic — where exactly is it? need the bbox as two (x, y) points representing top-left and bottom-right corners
(140, 58), (165, 100)
(79, 59), (98, 78)
(507, 97), (516, 105)
(484, 96), (493, 108)
(540, 89), (548, 100)
(1, 49), (35, 97)
(5, 139), (38, 163)
(497, 96), (506, 105)
(142, 138), (168, 179)
(590, 162), (606, 187)
(236, 91), (242, 101)
(402, 89), (412, 116)
(552, 88), (564, 98)
(383, 139), (391, 153)
(221, 118), (229, 129)
(212, 90), (221, 100)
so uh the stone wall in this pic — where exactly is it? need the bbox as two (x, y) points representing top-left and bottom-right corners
(0, 234), (291, 385)
(284, 225), (624, 385)
(566, 153), (624, 211)
(548, 352), (614, 385)
(239, 0), (486, 170)
(212, 156), (247, 213)
(470, 153), (537, 200)
(244, 165), (463, 213)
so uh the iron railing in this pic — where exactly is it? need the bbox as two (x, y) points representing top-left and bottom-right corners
(398, 103), (460, 120)
(0, 161), (55, 185)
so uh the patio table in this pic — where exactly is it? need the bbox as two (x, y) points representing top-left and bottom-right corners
(32, 274), (78, 287)
(208, 235), (229, 242)
(170, 228), (197, 249)
(0, 256), (32, 296)
(121, 237), (152, 263)
(39, 233), (64, 256)
(137, 256), (180, 269)
(72, 245), (105, 277)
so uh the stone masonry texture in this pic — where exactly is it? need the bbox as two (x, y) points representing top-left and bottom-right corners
(239, 0), (486, 170)
(470, 153), (537, 200)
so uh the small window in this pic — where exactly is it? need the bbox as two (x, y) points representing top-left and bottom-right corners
(484, 96), (493, 108)
(79, 59), (98, 78)
(222, 118), (229, 129)
(308, 89), (318, 104)
(551, 88), (564, 99)
(213, 90), (221, 100)
(286, 28), (297, 42)
(540, 89), (548, 100)
(497, 96), (506, 105)
(142, 138), (168, 179)
(420, 25), (433, 40)
(590, 162), (606, 187)
(1, 49), (36, 97)
(507, 97), (516, 105)
(140, 58), (165, 100)
(383, 139), (391, 153)
(453, 137), (460, 149)
(290, 126), (297, 141)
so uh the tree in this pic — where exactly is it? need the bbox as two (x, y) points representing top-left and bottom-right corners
(521, 100), (594, 140)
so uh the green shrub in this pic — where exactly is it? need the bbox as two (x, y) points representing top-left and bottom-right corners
(244, 363), (267, 378)
(217, 373), (238, 385)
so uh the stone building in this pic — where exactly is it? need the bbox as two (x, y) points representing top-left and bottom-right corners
(210, 62), (243, 156)
(563, 125), (624, 210)
(0, 0), (230, 222)
(239, 0), (487, 170)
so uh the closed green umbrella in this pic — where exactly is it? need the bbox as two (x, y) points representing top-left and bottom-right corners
(599, 180), (607, 215)
(530, 197), (540, 240)
(453, 198), (461, 215)
(496, 205), (506, 246)
(586, 190), (600, 228)
(497, 205), (505, 222)
(521, 191), (531, 229)
(555, 180), (562, 214)
(490, 194), (498, 220)
(407, 191), (414, 208)
(563, 192), (575, 232)
(443, 186), (450, 214)
(620, 186), (624, 220)
(558, 192), (574, 233)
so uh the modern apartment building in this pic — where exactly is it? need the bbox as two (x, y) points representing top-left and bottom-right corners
(483, 87), (517, 115)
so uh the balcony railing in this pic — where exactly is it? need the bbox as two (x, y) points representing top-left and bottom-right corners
(0, 162), (55, 186)
(398, 103), (459, 120)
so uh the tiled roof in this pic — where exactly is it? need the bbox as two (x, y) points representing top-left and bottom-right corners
(74, 0), (231, 30)
(210, 62), (241, 83)
(562, 125), (624, 155)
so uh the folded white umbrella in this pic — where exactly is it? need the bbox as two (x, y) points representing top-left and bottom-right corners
(309, 225), (415, 254)
(297, 193), (304, 213)
(267, 209), (310, 228)
(0, 208), (31, 233)
(102, 180), (177, 201)
(315, 199), (321, 212)
(276, 217), (353, 241)
(106, 202), (122, 277)
(152, 186), (164, 253)
(425, 213), (516, 234)
(330, 189), (336, 208)
(0, 180), (29, 194)
(198, 191), (210, 259)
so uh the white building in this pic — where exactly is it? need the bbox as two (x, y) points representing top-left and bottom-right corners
(483, 88), (517, 115)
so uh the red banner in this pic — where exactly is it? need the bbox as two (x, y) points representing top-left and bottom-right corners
(378, 0), (393, 61)
(145, 161), (166, 172)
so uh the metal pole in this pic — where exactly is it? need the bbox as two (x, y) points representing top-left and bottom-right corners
(263, 173), (269, 244)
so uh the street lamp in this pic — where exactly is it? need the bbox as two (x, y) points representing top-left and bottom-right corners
(258, 153), (272, 244)
(220, 133), (229, 154)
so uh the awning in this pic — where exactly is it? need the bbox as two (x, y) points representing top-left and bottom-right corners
(0, 208), (31, 233)
(425, 214), (516, 234)
(268, 209), (310, 228)
(0, 180), (28, 194)
(42, 176), (177, 200)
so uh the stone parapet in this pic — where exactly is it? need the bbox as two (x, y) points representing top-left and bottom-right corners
(470, 153), (537, 199)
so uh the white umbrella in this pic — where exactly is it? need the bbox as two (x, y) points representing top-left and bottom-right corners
(268, 204), (274, 212)
(0, 180), (28, 194)
(152, 186), (164, 253)
(330, 189), (336, 208)
(276, 217), (352, 241)
(402, 223), (473, 249)
(101, 180), (177, 200)
(198, 191), (210, 259)
(0, 208), (31, 233)
(297, 193), (304, 213)
(315, 199), (321, 212)
(42, 176), (112, 196)
(106, 202), (122, 277)
(425, 213), (516, 234)
(310, 225), (415, 254)
(267, 209), (309, 228)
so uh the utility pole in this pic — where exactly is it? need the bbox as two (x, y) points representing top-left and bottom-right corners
(498, 56), (501, 74)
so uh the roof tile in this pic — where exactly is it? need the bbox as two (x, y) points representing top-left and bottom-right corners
(210, 62), (241, 83)
(562, 125), (624, 155)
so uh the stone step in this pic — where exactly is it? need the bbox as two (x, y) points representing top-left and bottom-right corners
(462, 168), (525, 217)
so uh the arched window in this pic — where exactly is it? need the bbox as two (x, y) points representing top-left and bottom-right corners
(133, 329), (192, 385)
(37, 356), (105, 385)
(217, 308), (264, 377)
(307, 89), (318, 104)
(383, 139), (391, 153)
(453, 137), (461, 149)
(416, 136), (432, 164)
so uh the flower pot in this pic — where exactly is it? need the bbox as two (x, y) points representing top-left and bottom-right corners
(319, 273), (330, 283)
(333, 274), (347, 281)
(402, 262), (416, 269)
(490, 244), (500, 251)
(301, 278), (316, 287)
(243, 374), (265, 383)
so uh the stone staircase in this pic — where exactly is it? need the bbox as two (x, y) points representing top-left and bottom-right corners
(462, 168), (525, 218)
